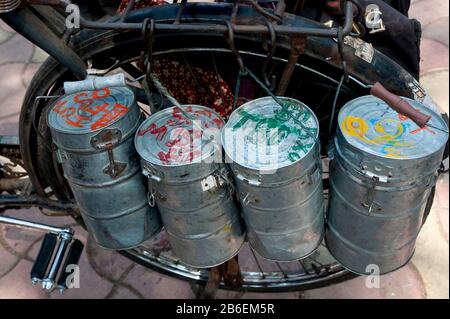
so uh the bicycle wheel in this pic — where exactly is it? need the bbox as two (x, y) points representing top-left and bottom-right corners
(19, 3), (421, 292)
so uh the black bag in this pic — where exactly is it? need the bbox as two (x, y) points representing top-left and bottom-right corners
(297, 0), (422, 79)
(360, 0), (421, 79)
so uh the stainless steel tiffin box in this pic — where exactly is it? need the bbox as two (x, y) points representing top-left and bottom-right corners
(135, 105), (245, 268)
(222, 96), (325, 262)
(47, 86), (161, 250)
(326, 95), (449, 274)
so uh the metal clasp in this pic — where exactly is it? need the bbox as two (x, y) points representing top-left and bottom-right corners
(90, 129), (127, 179)
(360, 176), (383, 214)
(241, 192), (258, 206)
(147, 188), (156, 207)
(142, 164), (163, 182)
(55, 148), (68, 164)
(236, 173), (262, 186)
(359, 159), (392, 183)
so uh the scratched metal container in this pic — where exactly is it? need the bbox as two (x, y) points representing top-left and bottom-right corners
(222, 96), (324, 261)
(47, 86), (161, 250)
(135, 105), (245, 268)
(326, 95), (449, 274)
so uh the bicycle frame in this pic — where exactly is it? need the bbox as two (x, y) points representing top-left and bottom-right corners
(1, 0), (448, 294)
(1, 0), (355, 81)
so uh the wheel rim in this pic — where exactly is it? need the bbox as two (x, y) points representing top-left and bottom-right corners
(122, 236), (354, 292)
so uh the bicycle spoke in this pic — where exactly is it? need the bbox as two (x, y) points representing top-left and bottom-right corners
(249, 247), (266, 279)
(308, 256), (325, 268)
(180, 53), (204, 93)
(275, 262), (289, 279)
(210, 52), (228, 115)
(211, 52), (222, 87)
(318, 114), (332, 122)
(312, 88), (332, 111)
(298, 259), (312, 275)
(120, 62), (144, 80)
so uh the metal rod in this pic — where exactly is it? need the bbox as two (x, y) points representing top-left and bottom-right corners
(276, 36), (305, 95)
(0, 6), (87, 79)
(47, 0), (354, 38)
(307, 256), (324, 267)
(0, 215), (72, 235)
(427, 124), (449, 134)
(298, 259), (311, 275)
(120, 0), (135, 22)
(78, 18), (352, 37)
(249, 247), (266, 279)
(275, 262), (289, 278)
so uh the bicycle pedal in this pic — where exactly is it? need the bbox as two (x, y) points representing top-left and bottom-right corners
(57, 239), (84, 293)
(30, 232), (84, 293)
(31, 233), (57, 285)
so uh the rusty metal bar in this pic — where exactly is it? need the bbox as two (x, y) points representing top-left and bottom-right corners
(38, 0), (354, 38)
(276, 36), (306, 95)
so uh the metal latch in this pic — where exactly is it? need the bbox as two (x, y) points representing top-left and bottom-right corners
(360, 176), (383, 214)
(90, 128), (127, 179)
(240, 192), (259, 206)
(236, 173), (262, 186)
(142, 163), (163, 182)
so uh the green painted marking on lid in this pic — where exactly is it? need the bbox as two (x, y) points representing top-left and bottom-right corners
(232, 102), (317, 162)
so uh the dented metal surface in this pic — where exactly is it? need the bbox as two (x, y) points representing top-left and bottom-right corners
(47, 86), (161, 250)
(326, 96), (449, 274)
(223, 97), (324, 261)
(136, 105), (245, 268)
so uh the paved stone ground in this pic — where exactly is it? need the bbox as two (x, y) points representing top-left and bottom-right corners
(0, 0), (448, 299)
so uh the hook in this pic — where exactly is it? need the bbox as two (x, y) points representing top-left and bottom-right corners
(262, 21), (277, 89)
(140, 19), (155, 74)
(139, 18), (150, 67)
(225, 21), (245, 72)
(337, 26), (349, 82)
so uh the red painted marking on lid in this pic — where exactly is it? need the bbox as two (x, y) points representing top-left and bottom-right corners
(52, 88), (127, 130)
(137, 123), (168, 141)
(410, 126), (436, 135)
(212, 118), (223, 128)
(194, 108), (212, 118)
(92, 88), (110, 99)
(66, 115), (90, 128)
(52, 99), (68, 114)
(90, 103), (128, 130)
